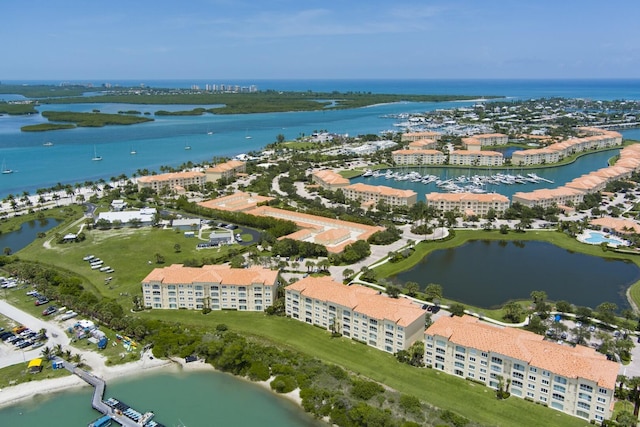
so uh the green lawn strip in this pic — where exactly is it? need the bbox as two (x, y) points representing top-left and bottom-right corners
(283, 141), (316, 150)
(138, 310), (589, 427)
(375, 229), (640, 308)
(339, 169), (365, 179)
(0, 359), (71, 389)
(17, 226), (240, 303)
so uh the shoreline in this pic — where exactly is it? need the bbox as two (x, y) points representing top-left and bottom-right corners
(0, 354), (304, 415)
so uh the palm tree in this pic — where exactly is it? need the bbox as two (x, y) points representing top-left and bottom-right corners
(40, 346), (53, 360)
(54, 344), (63, 357)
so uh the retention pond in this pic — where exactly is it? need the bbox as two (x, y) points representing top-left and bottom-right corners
(391, 240), (640, 310)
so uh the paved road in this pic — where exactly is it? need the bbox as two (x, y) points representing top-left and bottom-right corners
(0, 300), (70, 368)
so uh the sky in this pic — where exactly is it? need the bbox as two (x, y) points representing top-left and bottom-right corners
(2, 0), (640, 80)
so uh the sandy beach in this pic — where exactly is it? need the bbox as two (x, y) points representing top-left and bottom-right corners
(0, 352), (303, 411)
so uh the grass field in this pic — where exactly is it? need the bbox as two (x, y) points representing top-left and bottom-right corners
(138, 309), (591, 427)
(17, 224), (242, 305)
(0, 359), (71, 389)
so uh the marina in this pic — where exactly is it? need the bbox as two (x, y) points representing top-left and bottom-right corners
(59, 359), (166, 427)
(363, 168), (554, 194)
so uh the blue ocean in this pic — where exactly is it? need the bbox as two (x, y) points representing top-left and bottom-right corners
(1, 79), (640, 198)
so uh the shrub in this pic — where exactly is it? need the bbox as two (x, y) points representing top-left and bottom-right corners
(270, 375), (297, 393)
(248, 361), (270, 381)
(350, 379), (385, 400)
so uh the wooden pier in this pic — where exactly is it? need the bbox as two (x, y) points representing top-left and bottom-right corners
(58, 358), (164, 427)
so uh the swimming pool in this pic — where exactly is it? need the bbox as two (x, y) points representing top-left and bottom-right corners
(580, 230), (629, 247)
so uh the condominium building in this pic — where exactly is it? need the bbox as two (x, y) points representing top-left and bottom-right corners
(137, 171), (206, 192)
(205, 160), (246, 182)
(285, 276), (426, 353)
(512, 187), (585, 209)
(407, 139), (437, 150)
(392, 149), (446, 165)
(462, 133), (508, 149)
(511, 148), (560, 166)
(425, 192), (510, 216)
(424, 316), (618, 423)
(142, 264), (279, 311)
(511, 129), (622, 166)
(343, 183), (417, 207)
(401, 131), (441, 143)
(449, 150), (504, 166)
(311, 169), (350, 190)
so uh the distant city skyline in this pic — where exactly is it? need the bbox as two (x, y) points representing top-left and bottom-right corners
(3, 1), (640, 80)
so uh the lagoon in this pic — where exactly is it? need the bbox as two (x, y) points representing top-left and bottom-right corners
(0, 218), (62, 254)
(0, 370), (322, 427)
(391, 240), (640, 310)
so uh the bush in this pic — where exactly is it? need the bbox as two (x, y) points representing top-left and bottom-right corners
(350, 379), (385, 400)
(248, 361), (270, 381)
(270, 375), (297, 393)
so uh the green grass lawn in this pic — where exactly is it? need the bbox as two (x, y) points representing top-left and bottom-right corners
(138, 309), (590, 427)
(0, 359), (71, 389)
(17, 225), (240, 305)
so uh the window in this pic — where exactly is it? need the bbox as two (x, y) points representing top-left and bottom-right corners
(552, 393), (564, 402)
(597, 397), (607, 404)
(539, 396), (547, 402)
(596, 406), (605, 413)
(512, 380), (523, 388)
(513, 363), (525, 372)
(490, 364), (501, 373)
(512, 372), (524, 380)
(553, 385), (566, 393)
(580, 384), (593, 393)
(540, 388), (548, 394)
(455, 345), (466, 354)
(576, 410), (590, 420)
(455, 354), (465, 361)
(578, 392), (591, 402)
(541, 379), (549, 386)
(491, 356), (502, 365)
(529, 367), (537, 373)
(436, 339), (446, 347)
(577, 401), (590, 410)
(528, 384), (535, 390)
(598, 387), (608, 395)
(554, 376), (567, 385)
(454, 361), (464, 369)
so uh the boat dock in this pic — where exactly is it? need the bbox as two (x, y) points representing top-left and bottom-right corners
(58, 359), (166, 427)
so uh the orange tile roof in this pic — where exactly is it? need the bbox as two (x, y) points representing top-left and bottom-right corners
(426, 315), (618, 389)
(590, 217), (640, 234)
(287, 277), (425, 327)
(451, 150), (503, 157)
(198, 191), (274, 212)
(512, 187), (584, 201)
(312, 169), (349, 186)
(426, 192), (509, 203)
(137, 171), (205, 183)
(206, 160), (246, 174)
(142, 264), (279, 286)
(345, 183), (417, 198)
(392, 149), (444, 155)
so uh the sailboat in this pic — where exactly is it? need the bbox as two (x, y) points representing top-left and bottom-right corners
(92, 146), (103, 161)
(245, 128), (252, 139)
(184, 141), (191, 150)
(43, 141), (54, 147)
(130, 146), (137, 155)
(1, 159), (12, 174)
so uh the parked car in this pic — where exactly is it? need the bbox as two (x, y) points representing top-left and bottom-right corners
(42, 306), (57, 316)
(35, 298), (49, 306)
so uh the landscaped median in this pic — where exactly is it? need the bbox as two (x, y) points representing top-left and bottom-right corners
(136, 309), (592, 427)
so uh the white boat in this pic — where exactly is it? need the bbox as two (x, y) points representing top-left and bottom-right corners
(130, 146), (137, 155)
(245, 129), (252, 139)
(92, 146), (102, 161)
(43, 141), (54, 147)
(1, 159), (12, 174)
(184, 142), (191, 150)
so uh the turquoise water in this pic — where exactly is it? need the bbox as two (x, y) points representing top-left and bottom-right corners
(1, 79), (640, 197)
(0, 370), (323, 426)
(583, 230), (627, 245)
(353, 149), (620, 200)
